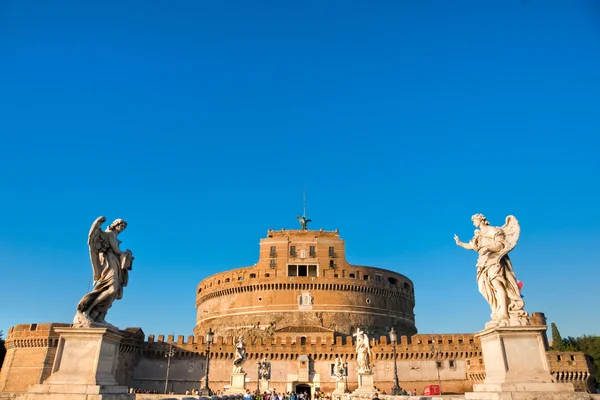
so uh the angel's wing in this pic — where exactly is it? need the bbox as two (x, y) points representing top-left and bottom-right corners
(88, 216), (110, 281)
(500, 215), (520, 256)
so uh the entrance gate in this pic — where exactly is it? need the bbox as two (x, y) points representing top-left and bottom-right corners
(296, 384), (311, 399)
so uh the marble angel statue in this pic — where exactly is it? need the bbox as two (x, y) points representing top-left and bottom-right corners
(233, 336), (247, 373)
(334, 356), (345, 380)
(259, 357), (270, 380)
(454, 214), (528, 328)
(73, 216), (134, 329)
(354, 328), (373, 373)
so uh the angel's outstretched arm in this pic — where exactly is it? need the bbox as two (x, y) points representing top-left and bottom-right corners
(454, 235), (475, 250)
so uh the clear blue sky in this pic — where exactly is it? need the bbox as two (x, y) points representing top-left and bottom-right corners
(1, 1), (598, 340)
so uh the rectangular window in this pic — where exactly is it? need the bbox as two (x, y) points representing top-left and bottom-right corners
(270, 259), (277, 268)
(329, 260), (334, 268)
(363, 275), (369, 281)
(298, 265), (307, 276)
(308, 265), (317, 277)
(349, 273), (356, 279)
(270, 246), (276, 256)
(329, 246), (335, 257)
(290, 246), (296, 256)
(376, 274), (381, 283)
(436, 361), (443, 369)
(309, 246), (316, 257)
(449, 360), (455, 368)
(287, 265), (297, 276)
(458, 339), (463, 344)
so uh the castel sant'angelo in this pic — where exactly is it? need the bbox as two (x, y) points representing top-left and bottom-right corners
(0, 217), (595, 396)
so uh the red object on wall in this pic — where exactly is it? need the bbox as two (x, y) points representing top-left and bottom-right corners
(423, 385), (441, 395)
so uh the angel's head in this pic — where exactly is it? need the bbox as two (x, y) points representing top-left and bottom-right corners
(471, 214), (489, 228)
(109, 218), (127, 233)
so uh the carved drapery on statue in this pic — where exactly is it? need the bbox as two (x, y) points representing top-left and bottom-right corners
(73, 216), (134, 329)
(233, 336), (247, 373)
(353, 328), (373, 373)
(454, 214), (529, 328)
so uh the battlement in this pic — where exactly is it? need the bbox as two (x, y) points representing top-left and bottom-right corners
(265, 228), (340, 239)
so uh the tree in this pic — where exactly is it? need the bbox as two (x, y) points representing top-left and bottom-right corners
(0, 330), (6, 368)
(550, 322), (564, 351)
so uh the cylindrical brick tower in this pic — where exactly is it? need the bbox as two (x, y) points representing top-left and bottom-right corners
(195, 228), (416, 340)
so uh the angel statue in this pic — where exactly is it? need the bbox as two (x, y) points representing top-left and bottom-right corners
(296, 215), (311, 230)
(353, 328), (373, 373)
(73, 216), (134, 329)
(454, 214), (529, 328)
(258, 357), (270, 380)
(232, 336), (247, 373)
(334, 356), (345, 380)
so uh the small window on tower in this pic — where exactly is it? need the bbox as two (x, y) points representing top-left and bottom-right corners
(270, 246), (277, 256)
(290, 246), (296, 256)
(329, 246), (335, 257)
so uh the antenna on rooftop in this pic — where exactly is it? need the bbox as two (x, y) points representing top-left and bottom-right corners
(296, 185), (312, 230)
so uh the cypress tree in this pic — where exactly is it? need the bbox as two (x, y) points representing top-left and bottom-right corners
(550, 322), (564, 351)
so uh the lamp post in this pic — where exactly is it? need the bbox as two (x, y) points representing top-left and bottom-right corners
(389, 328), (401, 395)
(430, 345), (442, 394)
(257, 361), (261, 395)
(343, 361), (349, 393)
(164, 343), (176, 394)
(201, 328), (215, 396)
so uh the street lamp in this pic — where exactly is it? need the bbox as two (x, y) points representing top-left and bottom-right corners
(430, 345), (442, 394)
(164, 343), (176, 394)
(389, 328), (401, 395)
(343, 360), (349, 393)
(201, 328), (215, 396)
(257, 361), (261, 395)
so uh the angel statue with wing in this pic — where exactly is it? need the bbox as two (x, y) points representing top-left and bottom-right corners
(454, 214), (529, 328)
(73, 216), (134, 329)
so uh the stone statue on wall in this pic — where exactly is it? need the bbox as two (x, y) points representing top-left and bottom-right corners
(233, 336), (247, 373)
(334, 356), (345, 380)
(454, 214), (529, 328)
(258, 357), (270, 380)
(73, 216), (134, 329)
(353, 328), (373, 373)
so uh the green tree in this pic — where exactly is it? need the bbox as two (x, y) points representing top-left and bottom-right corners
(0, 330), (6, 368)
(550, 322), (564, 351)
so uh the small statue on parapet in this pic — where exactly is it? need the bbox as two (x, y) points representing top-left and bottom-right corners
(454, 214), (529, 328)
(73, 216), (134, 329)
(258, 357), (270, 380)
(233, 336), (247, 373)
(296, 215), (312, 230)
(353, 328), (373, 373)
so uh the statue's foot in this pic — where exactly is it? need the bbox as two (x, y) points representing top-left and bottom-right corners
(73, 311), (95, 328)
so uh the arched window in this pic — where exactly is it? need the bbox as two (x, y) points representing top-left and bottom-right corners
(388, 277), (398, 286)
(300, 337), (307, 346)
(250, 273), (256, 278)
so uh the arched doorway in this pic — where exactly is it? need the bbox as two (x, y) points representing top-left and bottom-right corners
(296, 384), (311, 400)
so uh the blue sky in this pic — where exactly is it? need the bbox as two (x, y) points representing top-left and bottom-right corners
(0, 1), (598, 341)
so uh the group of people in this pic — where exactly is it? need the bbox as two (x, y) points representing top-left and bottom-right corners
(244, 390), (312, 400)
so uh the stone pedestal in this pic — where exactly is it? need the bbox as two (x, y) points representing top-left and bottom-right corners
(352, 372), (376, 395)
(259, 379), (269, 393)
(23, 327), (133, 400)
(224, 372), (246, 394)
(465, 325), (590, 400)
(332, 380), (347, 400)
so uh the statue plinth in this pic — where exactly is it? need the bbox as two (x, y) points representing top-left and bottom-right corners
(332, 380), (347, 399)
(465, 325), (589, 400)
(23, 327), (133, 400)
(224, 372), (246, 394)
(352, 372), (376, 395)
(259, 379), (270, 393)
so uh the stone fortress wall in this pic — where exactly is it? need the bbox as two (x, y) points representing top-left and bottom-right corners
(1, 322), (595, 395)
